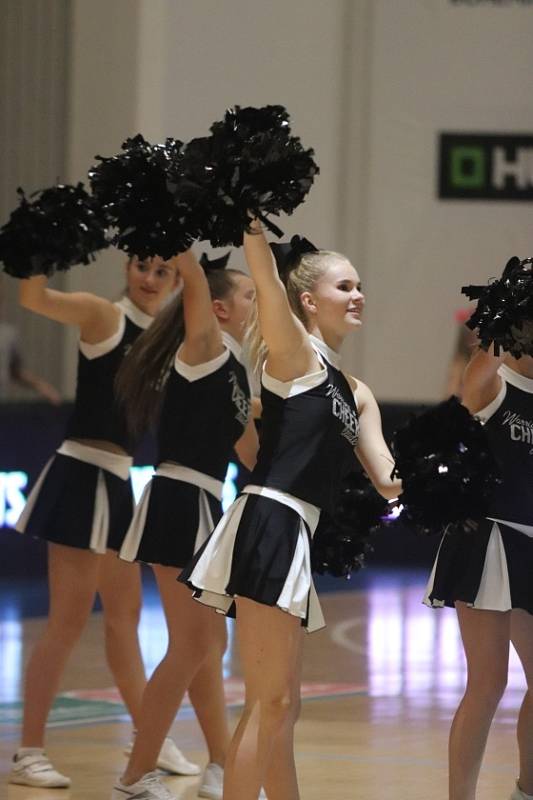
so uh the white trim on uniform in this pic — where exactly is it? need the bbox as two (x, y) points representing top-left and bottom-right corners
(119, 462), (222, 563)
(15, 458), (55, 534)
(473, 522), (512, 611)
(186, 484), (326, 632)
(116, 296), (153, 330)
(79, 297), (153, 360)
(262, 363), (327, 399)
(488, 518), (533, 538)
(56, 440), (132, 479)
(499, 363), (533, 394)
(222, 331), (243, 362)
(175, 345), (230, 382)
(79, 313), (126, 360)
(423, 520), (531, 612)
(15, 439), (132, 553)
(309, 334), (342, 369)
(156, 462), (223, 500)
(476, 377), (507, 423)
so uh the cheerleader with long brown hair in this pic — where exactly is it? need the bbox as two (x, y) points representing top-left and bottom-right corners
(111, 250), (258, 800)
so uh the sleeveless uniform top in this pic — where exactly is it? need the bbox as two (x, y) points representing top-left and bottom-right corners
(157, 332), (251, 481)
(478, 364), (533, 525)
(65, 297), (152, 454)
(249, 336), (359, 515)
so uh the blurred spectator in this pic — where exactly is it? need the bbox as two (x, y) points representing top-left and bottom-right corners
(444, 307), (478, 398)
(0, 278), (61, 403)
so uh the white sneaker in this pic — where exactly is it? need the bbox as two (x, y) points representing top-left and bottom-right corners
(198, 763), (223, 800)
(124, 736), (200, 776)
(510, 783), (533, 800)
(111, 771), (177, 799)
(9, 750), (71, 788)
(198, 762), (267, 799)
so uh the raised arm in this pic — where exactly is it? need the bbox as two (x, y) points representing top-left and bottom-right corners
(244, 221), (319, 381)
(174, 250), (223, 366)
(19, 275), (119, 344)
(352, 379), (401, 500)
(461, 346), (506, 416)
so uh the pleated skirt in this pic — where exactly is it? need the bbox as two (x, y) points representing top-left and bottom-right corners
(424, 517), (533, 614)
(119, 463), (223, 568)
(16, 441), (134, 553)
(179, 485), (325, 632)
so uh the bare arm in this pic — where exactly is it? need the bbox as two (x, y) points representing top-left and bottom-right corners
(234, 417), (259, 471)
(352, 378), (401, 500)
(461, 346), (506, 416)
(443, 354), (468, 398)
(244, 221), (319, 381)
(19, 275), (119, 344)
(174, 250), (224, 366)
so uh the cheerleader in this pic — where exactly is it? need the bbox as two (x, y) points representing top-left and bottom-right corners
(8, 256), (200, 788)
(179, 222), (401, 800)
(424, 329), (533, 800)
(111, 250), (258, 800)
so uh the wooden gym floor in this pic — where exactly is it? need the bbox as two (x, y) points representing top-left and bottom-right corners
(0, 569), (526, 799)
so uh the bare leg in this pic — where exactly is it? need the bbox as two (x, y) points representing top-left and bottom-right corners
(121, 566), (214, 785)
(449, 602), (510, 800)
(187, 614), (231, 766)
(263, 635), (303, 799)
(511, 609), (533, 796)
(98, 551), (146, 728)
(21, 543), (101, 746)
(223, 597), (303, 800)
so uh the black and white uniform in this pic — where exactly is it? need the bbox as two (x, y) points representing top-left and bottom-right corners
(179, 336), (360, 632)
(16, 297), (152, 553)
(425, 364), (533, 614)
(119, 332), (251, 568)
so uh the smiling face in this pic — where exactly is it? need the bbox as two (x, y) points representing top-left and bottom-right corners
(299, 255), (365, 343)
(126, 256), (180, 316)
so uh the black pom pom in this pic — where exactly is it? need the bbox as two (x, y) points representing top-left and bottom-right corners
(391, 397), (501, 536)
(180, 105), (319, 248)
(0, 183), (109, 278)
(311, 471), (388, 578)
(89, 134), (196, 260)
(462, 256), (533, 357)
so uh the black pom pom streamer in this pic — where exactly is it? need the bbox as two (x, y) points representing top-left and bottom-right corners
(89, 134), (196, 260)
(391, 397), (501, 536)
(311, 471), (388, 578)
(0, 183), (109, 278)
(462, 256), (533, 357)
(180, 105), (319, 248)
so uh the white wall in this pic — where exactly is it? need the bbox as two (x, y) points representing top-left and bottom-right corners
(135, 0), (358, 247)
(62, 0), (370, 395)
(0, 0), (69, 398)
(62, 0), (142, 394)
(356, 0), (533, 400)
(56, 0), (533, 399)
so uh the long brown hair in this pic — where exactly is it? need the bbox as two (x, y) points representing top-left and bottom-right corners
(116, 268), (245, 438)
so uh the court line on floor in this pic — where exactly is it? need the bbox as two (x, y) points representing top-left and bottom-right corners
(330, 617), (367, 655)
